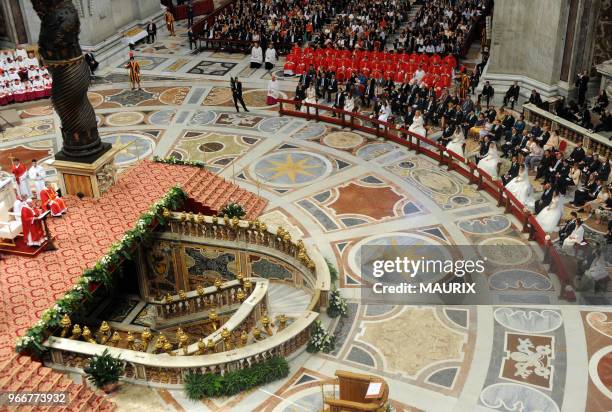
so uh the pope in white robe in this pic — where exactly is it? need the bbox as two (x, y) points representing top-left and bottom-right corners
(28, 160), (45, 197)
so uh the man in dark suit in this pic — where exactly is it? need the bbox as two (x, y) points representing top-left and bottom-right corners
(502, 156), (520, 185)
(331, 88), (346, 117)
(571, 179), (603, 207)
(558, 211), (578, 242)
(545, 152), (564, 184)
(187, 1), (195, 27)
(231, 77), (248, 112)
(503, 81), (520, 109)
(528, 89), (543, 107)
(501, 109), (515, 139)
(535, 183), (554, 214)
(327, 73), (338, 103)
(188, 27), (196, 50)
(536, 150), (554, 180)
(501, 127), (521, 158)
(575, 70), (589, 106)
(84, 52), (99, 75)
(479, 81), (494, 108)
(568, 141), (585, 165)
(146, 20), (157, 44)
(364, 77), (376, 108)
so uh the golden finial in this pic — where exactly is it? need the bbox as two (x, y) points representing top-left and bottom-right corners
(98, 321), (110, 344)
(209, 309), (218, 330)
(141, 328), (152, 344)
(178, 290), (187, 300)
(221, 328), (232, 350)
(126, 331), (135, 350)
(162, 208), (170, 218)
(298, 251), (307, 261)
(259, 222), (267, 232)
(307, 260), (315, 269)
(60, 314), (71, 338)
(179, 212), (186, 221)
(277, 314), (287, 330)
(232, 216), (239, 227)
(221, 328), (230, 340)
(110, 331), (121, 346)
(236, 289), (246, 302)
(236, 272), (244, 283)
(207, 338), (215, 352)
(214, 277), (222, 289)
(240, 330), (248, 346)
(82, 326), (96, 344)
(277, 227), (284, 237)
(212, 215), (218, 224)
(155, 335), (166, 353)
(253, 326), (262, 340)
(283, 233), (291, 242)
(297, 239), (305, 250)
(196, 213), (204, 224)
(197, 339), (206, 355)
(223, 214), (229, 225)
(70, 324), (82, 340)
(196, 285), (205, 296)
(262, 312), (273, 335)
(165, 293), (174, 304)
(188, 212), (195, 222)
(163, 340), (174, 355)
(243, 278), (252, 292)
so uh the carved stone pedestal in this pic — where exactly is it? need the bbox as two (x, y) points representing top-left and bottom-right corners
(51, 145), (121, 199)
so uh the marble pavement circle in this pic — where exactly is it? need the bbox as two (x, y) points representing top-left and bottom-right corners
(323, 131), (366, 149)
(101, 133), (155, 166)
(251, 150), (332, 188)
(476, 237), (533, 266)
(87, 92), (104, 108)
(347, 233), (452, 285)
(105, 111), (145, 127)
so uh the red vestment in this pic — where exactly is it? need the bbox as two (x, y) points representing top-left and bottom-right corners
(40, 187), (67, 216)
(21, 204), (46, 246)
(11, 163), (26, 185)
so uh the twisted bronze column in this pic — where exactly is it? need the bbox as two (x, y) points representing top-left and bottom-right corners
(32, 0), (110, 162)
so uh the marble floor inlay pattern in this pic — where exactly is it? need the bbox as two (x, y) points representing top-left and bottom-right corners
(0, 35), (607, 412)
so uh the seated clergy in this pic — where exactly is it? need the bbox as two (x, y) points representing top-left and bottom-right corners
(20, 198), (47, 247)
(40, 182), (67, 216)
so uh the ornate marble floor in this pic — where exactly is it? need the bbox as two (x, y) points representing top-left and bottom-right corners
(1, 25), (610, 412)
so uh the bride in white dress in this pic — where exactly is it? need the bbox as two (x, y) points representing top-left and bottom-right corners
(536, 193), (564, 233)
(408, 110), (426, 137)
(304, 85), (317, 106)
(446, 127), (465, 157)
(505, 165), (535, 208)
(378, 100), (392, 123)
(477, 142), (500, 179)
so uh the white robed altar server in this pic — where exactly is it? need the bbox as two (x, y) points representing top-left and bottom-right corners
(28, 159), (45, 198)
(266, 75), (280, 105)
(536, 193), (564, 233)
(477, 142), (500, 179)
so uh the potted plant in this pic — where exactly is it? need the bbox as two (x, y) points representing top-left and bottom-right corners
(219, 202), (246, 219)
(84, 349), (125, 393)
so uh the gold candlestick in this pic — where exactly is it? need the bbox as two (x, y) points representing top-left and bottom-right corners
(110, 331), (121, 346)
(98, 321), (110, 345)
(70, 324), (82, 340)
(82, 326), (96, 344)
(126, 331), (135, 350)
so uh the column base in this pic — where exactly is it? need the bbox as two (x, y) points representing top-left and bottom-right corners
(51, 144), (122, 199)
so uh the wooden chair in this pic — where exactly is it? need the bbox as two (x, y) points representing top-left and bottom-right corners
(322, 370), (389, 412)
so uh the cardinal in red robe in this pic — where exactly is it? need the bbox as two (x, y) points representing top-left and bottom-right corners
(11, 158), (31, 198)
(40, 182), (67, 216)
(21, 199), (47, 247)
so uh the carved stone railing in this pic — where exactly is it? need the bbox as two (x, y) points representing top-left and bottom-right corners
(151, 279), (255, 321)
(523, 103), (612, 158)
(44, 311), (318, 387)
(165, 213), (331, 310)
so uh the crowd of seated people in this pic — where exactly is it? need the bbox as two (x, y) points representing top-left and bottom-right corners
(394, 0), (489, 55)
(284, 46), (457, 92)
(553, 92), (611, 133)
(199, 0), (342, 54)
(0, 48), (52, 106)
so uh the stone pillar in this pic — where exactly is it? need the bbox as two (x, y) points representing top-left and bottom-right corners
(480, 0), (570, 99)
(481, 0), (606, 100)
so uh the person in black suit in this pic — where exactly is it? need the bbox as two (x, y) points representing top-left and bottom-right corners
(327, 73), (338, 103)
(479, 81), (494, 108)
(545, 152), (564, 184)
(571, 179), (603, 207)
(575, 70), (589, 106)
(475, 136), (490, 163)
(502, 156), (520, 185)
(535, 183), (554, 214)
(84, 52), (99, 75)
(501, 127), (521, 158)
(503, 81), (520, 109)
(558, 211), (578, 242)
(294, 82), (306, 110)
(592, 156), (611, 182)
(528, 89), (543, 108)
(363, 77), (376, 108)
(187, 1), (195, 27)
(146, 20), (157, 44)
(535, 150), (554, 179)
(188, 27), (196, 50)
(231, 77), (248, 112)
(568, 141), (585, 165)
(331, 87), (346, 117)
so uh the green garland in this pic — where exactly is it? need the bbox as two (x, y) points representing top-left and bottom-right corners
(15, 186), (188, 355)
(184, 356), (289, 399)
(219, 202), (246, 219)
(152, 155), (207, 169)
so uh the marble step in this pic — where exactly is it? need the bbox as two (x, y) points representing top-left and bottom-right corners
(268, 283), (312, 317)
